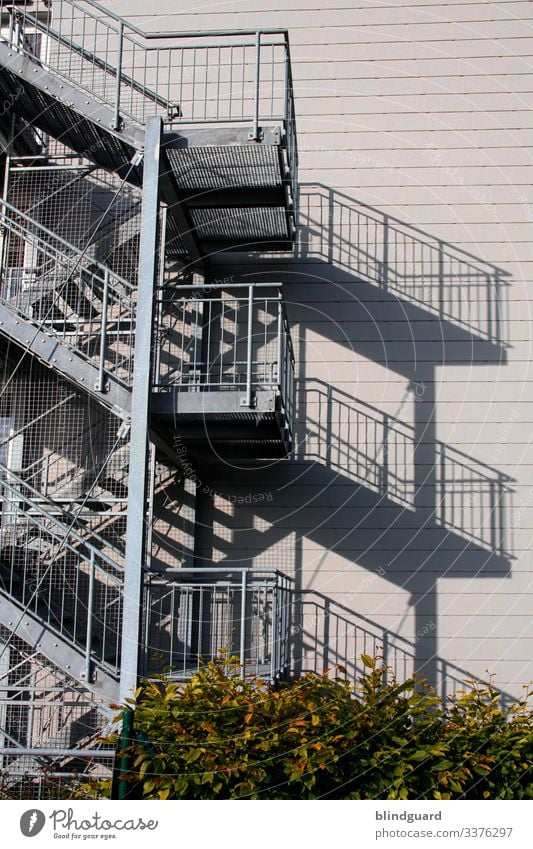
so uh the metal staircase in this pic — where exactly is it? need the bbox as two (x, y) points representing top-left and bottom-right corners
(0, 0), (297, 797)
(0, 464), (123, 701)
(0, 0), (298, 258)
(0, 199), (135, 418)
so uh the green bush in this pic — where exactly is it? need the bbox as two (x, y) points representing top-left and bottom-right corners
(98, 655), (533, 800)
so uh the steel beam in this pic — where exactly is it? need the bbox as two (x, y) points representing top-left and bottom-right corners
(0, 41), (146, 150)
(151, 388), (276, 416)
(0, 595), (119, 701)
(0, 303), (132, 419)
(158, 147), (205, 271)
(119, 116), (162, 703)
(178, 186), (287, 209)
(164, 126), (281, 148)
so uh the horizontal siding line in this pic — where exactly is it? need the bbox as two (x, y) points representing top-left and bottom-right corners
(288, 36), (533, 47)
(298, 165), (533, 172)
(130, 21), (533, 36)
(130, 1), (533, 13)
(297, 129), (533, 137)
(295, 88), (533, 97)
(131, 23), (533, 35)
(292, 63), (533, 72)
(129, 1), (533, 13)
(296, 108), (533, 115)
(299, 178), (533, 185)
(293, 51), (533, 66)
(295, 200), (533, 205)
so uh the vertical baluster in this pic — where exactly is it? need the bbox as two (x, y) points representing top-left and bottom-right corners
(245, 286), (254, 406)
(239, 571), (247, 679)
(97, 268), (109, 393)
(113, 21), (124, 130)
(84, 552), (95, 683)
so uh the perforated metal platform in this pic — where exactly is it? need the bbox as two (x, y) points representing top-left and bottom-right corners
(151, 389), (291, 458)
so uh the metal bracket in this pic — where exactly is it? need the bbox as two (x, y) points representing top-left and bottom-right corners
(167, 103), (182, 121)
(80, 667), (96, 683)
(247, 127), (264, 142)
(117, 420), (131, 440)
(240, 392), (257, 408)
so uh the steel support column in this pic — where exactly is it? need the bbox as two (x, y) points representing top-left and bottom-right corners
(119, 116), (162, 703)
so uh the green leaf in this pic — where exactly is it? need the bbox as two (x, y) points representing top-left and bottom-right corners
(409, 750), (429, 761)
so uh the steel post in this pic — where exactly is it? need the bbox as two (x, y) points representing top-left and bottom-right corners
(119, 116), (162, 703)
(84, 550), (96, 684)
(240, 569), (247, 679)
(113, 21), (124, 130)
(244, 284), (254, 407)
(251, 31), (261, 140)
(271, 582), (277, 681)
(277, 293), (283, 392)
(97, 268), (110, 393)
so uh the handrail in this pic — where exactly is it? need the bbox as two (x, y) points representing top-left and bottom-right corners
(0, 199), (133, 292)
(148, 566), (292, 578)
(165, 281), (284, 292)
(0, 0), (297, 149)
(0, 461), (124, 574)
(62, 0), (290, 41)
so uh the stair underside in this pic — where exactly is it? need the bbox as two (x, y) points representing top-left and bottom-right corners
(0, 592), (119, 701)
(0, 45), (294, 254)
(151, 388), (291, 458)
(0, 300), (132, 419)
(0, 43), (142, 179)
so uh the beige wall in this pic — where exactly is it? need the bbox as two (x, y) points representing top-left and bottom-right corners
(112, 0), (533, 697)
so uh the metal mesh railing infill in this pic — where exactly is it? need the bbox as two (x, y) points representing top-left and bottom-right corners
(143, 568), (292, 682)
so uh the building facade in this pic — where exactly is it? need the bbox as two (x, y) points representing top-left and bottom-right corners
(0, 0), (531, 797)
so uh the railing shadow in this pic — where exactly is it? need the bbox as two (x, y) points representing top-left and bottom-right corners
(298, 183), (511, 347)
(300, 379), (514, 558)
(299, 592), (516, 709)
(180, 182), (516, 694)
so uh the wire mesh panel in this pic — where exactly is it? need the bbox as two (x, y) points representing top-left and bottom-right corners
(0, 473), (123, 677)
(8, 152), (142, 282)
(0, 167), (140, 390)
(143, 569), (292, 682)
(155, 284), (295, 423)
(0, 357), (130, 528)
(0, 1), (296, 128)
(0, 349), (128, 686)
(0, 626), (114, 800)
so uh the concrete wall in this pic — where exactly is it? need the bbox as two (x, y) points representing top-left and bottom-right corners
(113, 0), (532, 697)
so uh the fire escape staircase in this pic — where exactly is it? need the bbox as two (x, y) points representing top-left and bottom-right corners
(0, 0), (298, 258)
(0, 0), (297, 706)
(0, 463), (123, 701)
(0, 200), (134, 419)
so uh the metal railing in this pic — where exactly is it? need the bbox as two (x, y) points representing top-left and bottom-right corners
(0, 631), (115, 799)
(0, 469), (123, 683)
(155, 282), (295, 424)
(143, 568), (292, 682)
(0, 1), (298, 168)
(0, 459), (126, 560)
(0, 199), (136, 390)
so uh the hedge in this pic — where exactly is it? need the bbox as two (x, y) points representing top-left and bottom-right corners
(89, 655), (533, 800)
